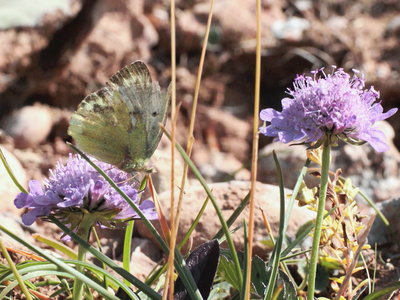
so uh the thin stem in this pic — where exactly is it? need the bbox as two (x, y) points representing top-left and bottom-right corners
(167, 0), (215, 297)
(372, 243), (377, 292)
(172, 0), (215, 263)
(357, 186), (389, 226)
(0, 223), (119, 300)
(245, 0), (262, 298)
(92, 227), (108, 289)
(72, 214), (92, 300)
(164, 0), (178, 296)
(261, 209), (299, 289)
(307, 137), (331, 299)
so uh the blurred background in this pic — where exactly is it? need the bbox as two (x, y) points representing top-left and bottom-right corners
(1, 1), (400, 293)
(0, 0), (399, 208)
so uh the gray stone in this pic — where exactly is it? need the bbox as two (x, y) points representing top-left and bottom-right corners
(332, 121), (400, 203)
(258, 142), (312, 188)
(368, 197), (400, 245)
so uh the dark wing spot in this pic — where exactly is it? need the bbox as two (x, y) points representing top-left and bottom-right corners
(93, 104), (102, 112)
(97, 88), (112, 99)
(152, 111), (158, 117)
(93, 104), (114, 113)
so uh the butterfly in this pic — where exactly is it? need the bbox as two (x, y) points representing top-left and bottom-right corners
(68, 61), (170, 172)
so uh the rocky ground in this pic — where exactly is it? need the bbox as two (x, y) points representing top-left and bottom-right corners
(0, 0), (400, 298)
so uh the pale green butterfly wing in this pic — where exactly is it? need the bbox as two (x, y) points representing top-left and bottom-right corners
(68, 61), (169, 172)
(109, 62), (170, 169)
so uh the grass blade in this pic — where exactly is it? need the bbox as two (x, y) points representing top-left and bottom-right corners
(240, 221), (248, 300)
(33, 234), (78, 259)
(178, 196), (209, 250)
(0, 239), (32, 300)
(123, 220), (135, 286)
(362, 281), (400, 300)
(283, 158), (311, 232)
(1, 260), (137, 299)
(213, 193), (249, 241)
(264, 151), (285, 300)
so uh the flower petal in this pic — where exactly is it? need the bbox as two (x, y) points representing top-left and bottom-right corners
(14, 193), (29, 208)
(28, 180), (44, 196)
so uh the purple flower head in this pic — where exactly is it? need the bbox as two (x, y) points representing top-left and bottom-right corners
(15, 154), (157, 226)
(259, 67), (397, 152)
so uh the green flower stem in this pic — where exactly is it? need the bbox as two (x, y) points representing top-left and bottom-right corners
(73, 213), (93, 300)
(307, 138), (331, 300)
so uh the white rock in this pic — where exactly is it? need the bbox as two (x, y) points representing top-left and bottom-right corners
(2, 104), (53, 148)
(0, 147), (27, 213)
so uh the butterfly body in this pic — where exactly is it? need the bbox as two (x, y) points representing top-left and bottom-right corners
(68, 61), (169, 172)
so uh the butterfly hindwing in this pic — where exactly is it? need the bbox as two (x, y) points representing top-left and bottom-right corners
(68, 61), (169, 172)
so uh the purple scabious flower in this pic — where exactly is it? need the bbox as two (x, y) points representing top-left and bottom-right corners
(259, 67), (397, 152)
(15, 154), (157, 226)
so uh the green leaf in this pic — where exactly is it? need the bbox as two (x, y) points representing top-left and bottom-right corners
(218, 255), (241, 291)
(122, 220), (135, 286)
(250, 261), (296, 300)
(249, 255), (268, 297)
(275, 270), (296, 300)
(207, 281), (232, 300)
(363, 281), (400, 300)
